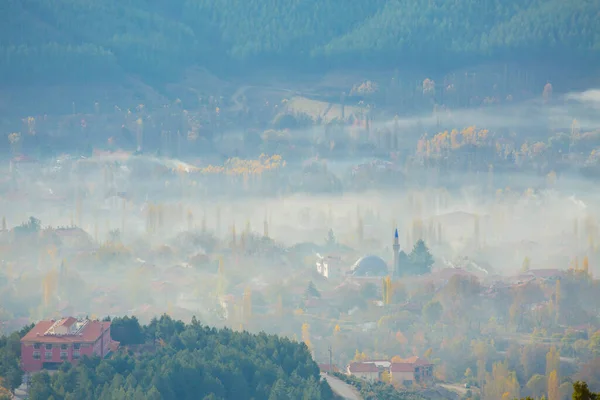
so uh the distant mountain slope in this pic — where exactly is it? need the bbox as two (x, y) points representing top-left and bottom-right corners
(1, 0), (599, 85)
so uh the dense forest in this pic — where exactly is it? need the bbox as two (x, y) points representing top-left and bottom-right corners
(1, 0), (599, 85)
(22, 315), (333, 400)
(0, 324), (34, 398)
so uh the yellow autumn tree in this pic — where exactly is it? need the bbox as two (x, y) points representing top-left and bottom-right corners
(545, 347), (560, 378)
(484, 361), (520, 400)
(555, 280), (561, 321)
(333, 324), (341, 336)
(231, 223), (237, 249)
(382, 276), (393, 305)
(0, 377), (12, 398)
(187, 210), (194, 231)
(583, 256), (590, 276)
(548, 370), (559, 400)
(547, 170), (557, 186)
(302, 323), (312, 350)
(424, 348), (433, 359)
(465, 367), (473, 380)
(216, 257), (226, 298)
(395, 331), (408, 345)
(381, 370), (391, 383)
(242, 287), (252, 321)
(522, 257), (531, 272)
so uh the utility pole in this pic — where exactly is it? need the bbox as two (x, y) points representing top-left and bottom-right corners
(328, 345), (333, 374)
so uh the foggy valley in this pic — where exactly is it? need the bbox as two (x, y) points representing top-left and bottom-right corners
(2, 1), (600, 399)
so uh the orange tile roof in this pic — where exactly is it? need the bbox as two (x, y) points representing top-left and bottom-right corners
(348, 362), (379, 373)
(391, 363), (414, 373)
(21, 319), (110, 344)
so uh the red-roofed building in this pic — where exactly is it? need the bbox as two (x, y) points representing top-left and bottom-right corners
(20, 317), (118, 372)
(390, 357), (433, 386)
(347, 362), (379, 381)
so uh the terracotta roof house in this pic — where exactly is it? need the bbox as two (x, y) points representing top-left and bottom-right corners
(347, 362), (379, 381)
(20, 317), (119, 372)
(527, 269), (565, 282)
(390, 357), (434, 387)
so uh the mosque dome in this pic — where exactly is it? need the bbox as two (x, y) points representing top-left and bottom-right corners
(351, 255), (389, 277)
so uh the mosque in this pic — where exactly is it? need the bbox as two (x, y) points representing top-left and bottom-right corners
(348, 229), (409, 278)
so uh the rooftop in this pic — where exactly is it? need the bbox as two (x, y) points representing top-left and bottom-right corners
(391, 363), (415, 373)
(21, 318), (110, 344)
(348, 362), (379, 373)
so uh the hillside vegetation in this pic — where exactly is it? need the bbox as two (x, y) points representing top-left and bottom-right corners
(24, 315), (332, 400)
(2, 0), (599, 85)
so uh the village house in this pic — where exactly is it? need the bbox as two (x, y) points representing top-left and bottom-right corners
(315, 254), (345, 279)
(54, 227), (93, 249)
(390, 357), (434, 387)
(346, 357), (434, 386)
(20, 317), (119, 372)
(347, 362), (379, 381)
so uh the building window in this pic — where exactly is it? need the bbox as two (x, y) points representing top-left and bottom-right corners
(73, 351), (80, 359)
(33, 343), (41, 349)
(403, 380), (413, 386)
(33, 351), (41, 360)
(73, 343), (81, 350)
(60, 352), (68, 360)
(45, 344), (52, 350)
(61, 344), (68, 350)
(45, 352), (52, 360)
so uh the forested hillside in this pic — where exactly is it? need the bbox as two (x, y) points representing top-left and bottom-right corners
(24, 315), (332, 400)
(1, 0), (599, 85)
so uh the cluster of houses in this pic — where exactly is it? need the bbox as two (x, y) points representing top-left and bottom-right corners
(321, 356), (434, 387)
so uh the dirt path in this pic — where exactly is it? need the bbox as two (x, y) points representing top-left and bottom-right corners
(321, 374), (362, 400)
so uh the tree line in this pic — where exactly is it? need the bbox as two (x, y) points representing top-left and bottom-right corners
(1, 0), (599, 85)
(0, 315), (332, 400)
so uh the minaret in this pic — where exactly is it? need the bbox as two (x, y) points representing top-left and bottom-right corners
(393, 228), (400, 277)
